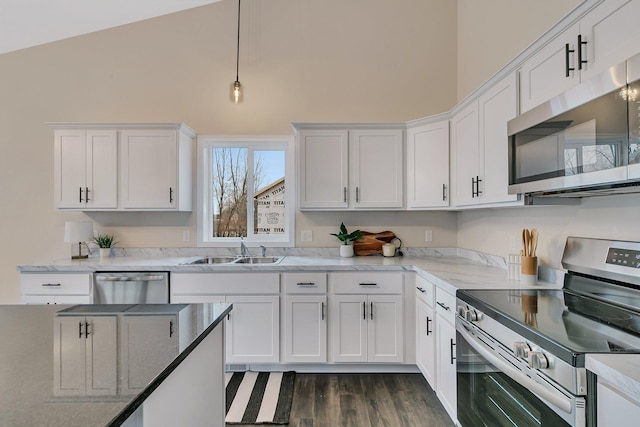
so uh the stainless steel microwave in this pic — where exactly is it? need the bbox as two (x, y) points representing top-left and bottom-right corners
(508, 53), (640, 198)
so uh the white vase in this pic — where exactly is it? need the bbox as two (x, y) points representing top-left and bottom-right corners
(340, 244), (354, 258)
(99, 248), (111, 258)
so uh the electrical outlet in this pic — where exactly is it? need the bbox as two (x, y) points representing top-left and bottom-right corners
(425, 230), (433, 242)
(301, 230), (313, 242)
(183, 230), (190, 242)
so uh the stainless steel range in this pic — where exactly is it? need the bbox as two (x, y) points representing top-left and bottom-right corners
(456, 237), (640, 427)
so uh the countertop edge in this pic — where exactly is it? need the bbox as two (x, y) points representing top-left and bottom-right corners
(106, 303), (232, 426)
(586, 354), (640, 406)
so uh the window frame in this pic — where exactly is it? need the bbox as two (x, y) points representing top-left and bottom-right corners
(196, 135), (296, 247)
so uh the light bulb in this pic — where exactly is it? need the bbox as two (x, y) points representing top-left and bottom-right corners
(232, 80), (242, 103)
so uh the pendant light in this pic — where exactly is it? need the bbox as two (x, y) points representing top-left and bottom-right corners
(231, 0), (242, 103)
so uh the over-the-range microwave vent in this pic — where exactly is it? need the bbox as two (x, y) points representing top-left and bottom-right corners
(525, 180), (640, 200)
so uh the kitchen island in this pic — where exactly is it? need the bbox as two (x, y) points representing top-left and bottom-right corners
(0, 302), (231, 427)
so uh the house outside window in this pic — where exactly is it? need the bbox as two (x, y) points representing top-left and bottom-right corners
(196, 136), (295, 247)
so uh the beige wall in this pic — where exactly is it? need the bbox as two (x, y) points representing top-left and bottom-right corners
(456, 0), (582, 101)
(0, 0), (457, 303)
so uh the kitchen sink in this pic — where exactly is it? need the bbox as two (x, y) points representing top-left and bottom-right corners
(184, 256), (240, 264)
(233, 256), (283, 264)
(182, 256), (283, 265)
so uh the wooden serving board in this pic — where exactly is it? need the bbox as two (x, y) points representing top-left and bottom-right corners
(353, 231), (397, 256)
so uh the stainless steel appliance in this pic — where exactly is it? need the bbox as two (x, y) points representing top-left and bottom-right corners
(508, 53), (640, 199)
(93, 272), (169, 304)
(456, 237), (640, 427)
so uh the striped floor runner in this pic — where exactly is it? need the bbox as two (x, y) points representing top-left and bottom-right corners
(225, 371), (295, 424)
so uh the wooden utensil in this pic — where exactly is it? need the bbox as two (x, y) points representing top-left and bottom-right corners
(530, 229), (538, 257)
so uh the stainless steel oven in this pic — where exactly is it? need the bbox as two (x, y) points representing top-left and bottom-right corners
(456, 237), (640, 427)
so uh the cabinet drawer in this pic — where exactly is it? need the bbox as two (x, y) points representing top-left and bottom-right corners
(171, 273), (280, 295)
(20, 273), (91, 295)
(415, 275), (434, 306)
(283, 273), (327, 294)
(435, 286), (456, 324)
(330, 272), (403, 294)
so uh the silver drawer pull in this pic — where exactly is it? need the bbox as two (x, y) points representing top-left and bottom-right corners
(416, 287), (426, 293)
(359, 283), (377, 287)
(42, 283), (61, 287)
(95, 275), (164, 282)
(436, 301), (450, 311)
(297, 282), (316, 287)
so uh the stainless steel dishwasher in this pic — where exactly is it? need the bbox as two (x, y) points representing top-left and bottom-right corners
(93, 272), (169, 303)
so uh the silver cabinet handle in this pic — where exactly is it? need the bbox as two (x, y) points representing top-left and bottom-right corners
(42, 283), (61, 287)
(169, 320), (174, 337)
(362, 301), (366, 320)
(85, 321), (91, 337)
(78, 322), (83, 339)
(426, 317), (432, 335)
(416, 286), (426, 293)
(436, 301), (450, 311)
(356, 187), (360, 203)
(321, 302), (325, 320)
(359, 283), (377, 287)
(343, 187), (347, 203)
(450, 338), (456, 364)
(169, 187), (174, 203)
(370, 301), (373, 320)
(85, 187), (90, 202)
(297, 282), (316, 287)
(95, 275), (165, 282)
(442, 183), (447, 201)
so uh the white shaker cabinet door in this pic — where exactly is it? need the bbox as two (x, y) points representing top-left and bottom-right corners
(478, 72), (518, 205)
(298, 129), (349, 209)
(452, 100), (480, 207)
(85, 130), (118, 209)
(349, 129), (404, 209)
(283, 295), (327, 363)
(367, 294), (404, 363)
(406, 121), (449, 209)
(54, 129), (87, 209)
(436, 316), (457, 423)
(225, 295), (280, 364)
(330, 294), (368, 363)
(120, 130), (177, 209)
(416, 297), (436, 389)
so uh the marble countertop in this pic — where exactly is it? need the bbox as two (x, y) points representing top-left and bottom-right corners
(586, 354), (640, 405)
(17, 252), (562, 294)
(0, 303), (231, 427)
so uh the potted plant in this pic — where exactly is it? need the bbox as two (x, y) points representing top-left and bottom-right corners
(93, 233), (117, 257)
(330, 223), (363, 257)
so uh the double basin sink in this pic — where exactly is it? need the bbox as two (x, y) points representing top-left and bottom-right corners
(182, 256), (284, 265)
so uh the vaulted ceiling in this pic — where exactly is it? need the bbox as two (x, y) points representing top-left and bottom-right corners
(0, 0), (222, 55)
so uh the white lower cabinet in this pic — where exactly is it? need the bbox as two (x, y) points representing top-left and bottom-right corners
(597, 380), (640, 424)
(170, 273), (280, 364)
(226, 295), (280, 364)
(53, 314), (118, 397)
(20, 272), (92, 304)
(329, 272), (404, 363)
(415, 276), (436, 389)
(282, 273), (327, 363)
(435, 286), (457, 422)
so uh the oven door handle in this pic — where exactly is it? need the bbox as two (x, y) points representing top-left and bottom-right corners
(458, 325), (573, 414)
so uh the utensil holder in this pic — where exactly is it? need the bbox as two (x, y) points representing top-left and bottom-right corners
(521, 256), (538, 285)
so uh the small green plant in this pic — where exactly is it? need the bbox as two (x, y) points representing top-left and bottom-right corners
(330, 222), (363, 245)
(93, 233), (118, 248)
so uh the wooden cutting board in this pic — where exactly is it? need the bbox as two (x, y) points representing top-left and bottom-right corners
(353, 231), (397, 256)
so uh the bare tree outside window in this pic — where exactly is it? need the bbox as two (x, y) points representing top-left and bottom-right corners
(210, 148), (268, 237)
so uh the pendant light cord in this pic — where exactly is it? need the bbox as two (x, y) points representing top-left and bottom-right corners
(236, 0), (241, 82)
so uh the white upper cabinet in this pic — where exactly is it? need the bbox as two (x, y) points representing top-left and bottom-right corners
(51, 123), (194, 211)
(298, 129), (349, 209)
(452, 101), (480, 207)
(297, 126), (404, 210)
(120, 129), (193, 210)
(520, 0), (640, 113)
(54, 129), (118, 209)
(406, 120), (450, 209)
(453, 73), (518, 207)
(349, 129), (403, 209)
(478, 72), (519, 205)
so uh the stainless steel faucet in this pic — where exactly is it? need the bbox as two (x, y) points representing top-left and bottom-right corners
(240, 238), (248, 257)
(260, 244), (266, 257)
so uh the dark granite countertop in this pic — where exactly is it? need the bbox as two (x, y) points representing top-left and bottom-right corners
(0, 303), (231, 427)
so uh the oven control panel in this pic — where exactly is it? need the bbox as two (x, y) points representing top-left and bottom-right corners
(606, 247), (640, 268)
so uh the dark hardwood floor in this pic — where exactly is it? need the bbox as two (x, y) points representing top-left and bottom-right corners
(227, 373), (454, 427)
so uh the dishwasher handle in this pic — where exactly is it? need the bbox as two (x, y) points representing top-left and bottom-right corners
(95, 274), (166, 282)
